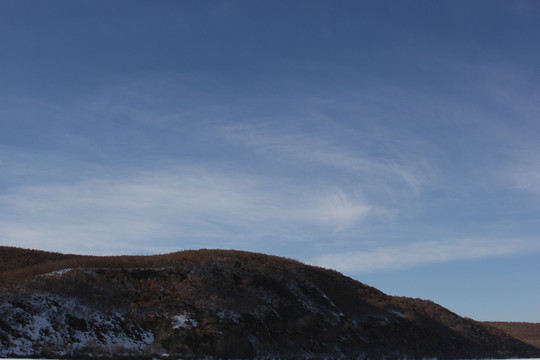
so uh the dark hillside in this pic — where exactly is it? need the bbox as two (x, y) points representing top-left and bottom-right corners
(483, 322), (540, 349)
(0, 246), (85, 285)
(0, 246), (80, 272)
(0, 247), (538, 359)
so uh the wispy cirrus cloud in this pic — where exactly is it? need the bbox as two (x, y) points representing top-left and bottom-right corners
(503, 152), (540, 196)
(0, 161), (372, 255)
(216, 122), (434, 195)
(311, 237), (540, 273)
(3, 68), (537, 259)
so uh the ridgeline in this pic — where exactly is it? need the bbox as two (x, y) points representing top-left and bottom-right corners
(1, 246), (538, 359)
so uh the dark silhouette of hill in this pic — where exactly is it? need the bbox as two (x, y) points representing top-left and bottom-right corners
(0, 246), (538, 359)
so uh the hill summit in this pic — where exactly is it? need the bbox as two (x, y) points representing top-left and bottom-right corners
(0, 247), (538, 359)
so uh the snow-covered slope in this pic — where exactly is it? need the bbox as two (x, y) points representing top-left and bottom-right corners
(0, 286), (153, 357)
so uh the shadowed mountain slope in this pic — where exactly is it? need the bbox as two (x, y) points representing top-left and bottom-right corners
(482, 322), (540, 349)
(0, 247), (538, 359)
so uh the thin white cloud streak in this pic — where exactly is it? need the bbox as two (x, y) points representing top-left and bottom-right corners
(311, 238), (540, 273)
(0, 165), (372, 254)
(216, 123), (434, 194)
(504, 153), (540, 196)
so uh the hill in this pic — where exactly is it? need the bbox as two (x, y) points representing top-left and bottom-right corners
(0, 246), (538, 359)
(482, 322), (540, 349)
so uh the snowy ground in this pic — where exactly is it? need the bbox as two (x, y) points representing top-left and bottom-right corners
(0, 291), (153, 357)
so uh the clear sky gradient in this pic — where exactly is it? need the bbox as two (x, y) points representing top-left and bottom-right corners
(1, 1), (539, 322)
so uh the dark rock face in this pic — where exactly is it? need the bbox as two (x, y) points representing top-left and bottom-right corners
(0, 248), (539, 359)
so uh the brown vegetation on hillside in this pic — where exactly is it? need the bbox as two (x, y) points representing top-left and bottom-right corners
(0, 246), (303, 287)
(1, 246), (539, 359)
(0, 246), (83, 284)
(0, 246), (80, 272)
(483, 322), (540, 349)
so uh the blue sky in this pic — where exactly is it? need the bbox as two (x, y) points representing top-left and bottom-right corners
(1, 0), (539, 321)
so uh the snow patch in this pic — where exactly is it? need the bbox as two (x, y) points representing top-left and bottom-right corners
(215, 309), (241, 323)
(0, 291), (153, 357)
(40, 268), (74, 277)
(172, 313), (198, 329)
